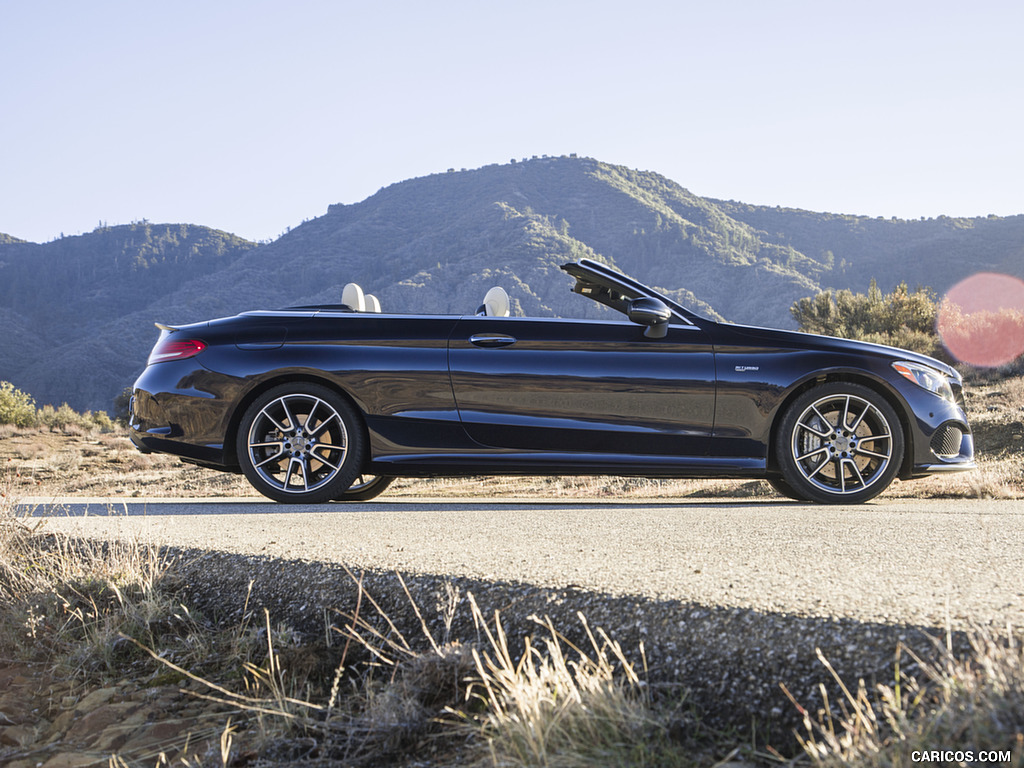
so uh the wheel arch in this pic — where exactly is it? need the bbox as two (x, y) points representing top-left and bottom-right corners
(223, 373), (368, 469)
(766, 370), (915, 479)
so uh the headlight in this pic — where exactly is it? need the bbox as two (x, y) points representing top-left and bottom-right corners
(892, 361), (954, 402)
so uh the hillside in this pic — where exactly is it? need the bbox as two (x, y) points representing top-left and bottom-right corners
(2, 156), (1023, 412)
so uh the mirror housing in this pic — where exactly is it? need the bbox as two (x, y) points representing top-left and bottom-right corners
(627, 297), (672, 338)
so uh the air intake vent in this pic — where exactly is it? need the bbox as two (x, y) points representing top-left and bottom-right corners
(931, 424), (964, 458)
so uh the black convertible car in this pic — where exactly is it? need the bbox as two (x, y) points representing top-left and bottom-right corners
(130, 259), (974, 504)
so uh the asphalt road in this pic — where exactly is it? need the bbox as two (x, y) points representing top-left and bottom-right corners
(16, 496), (1024, 629)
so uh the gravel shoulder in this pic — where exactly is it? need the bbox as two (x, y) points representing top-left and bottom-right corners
(16, 495), (1024, 741)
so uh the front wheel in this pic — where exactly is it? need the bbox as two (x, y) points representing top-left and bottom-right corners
(237, 384), (365, 503)
(775, 382), (904, 504)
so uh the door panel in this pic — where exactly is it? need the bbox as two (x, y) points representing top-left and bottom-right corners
(448, 317), (716, 456)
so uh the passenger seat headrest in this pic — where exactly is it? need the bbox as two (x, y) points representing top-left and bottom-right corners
(365, 294), (381, 313)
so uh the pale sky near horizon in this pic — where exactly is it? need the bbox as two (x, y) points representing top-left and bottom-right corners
(2, 0), (1022, 244)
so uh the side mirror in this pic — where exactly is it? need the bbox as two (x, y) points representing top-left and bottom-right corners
(627, 297), (672, 339)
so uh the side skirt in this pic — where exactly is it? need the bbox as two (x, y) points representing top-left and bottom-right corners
(368, 452), (765, 479)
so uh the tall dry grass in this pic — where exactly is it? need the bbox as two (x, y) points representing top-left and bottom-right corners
(791, 632), (1024, 767)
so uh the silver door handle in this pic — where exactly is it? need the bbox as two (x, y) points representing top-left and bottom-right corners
(469, 333), (517, 348)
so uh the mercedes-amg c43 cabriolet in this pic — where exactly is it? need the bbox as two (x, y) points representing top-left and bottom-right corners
(129, 259), (974, 504)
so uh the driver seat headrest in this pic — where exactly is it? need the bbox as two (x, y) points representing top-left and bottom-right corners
(479, 286), (510, 317)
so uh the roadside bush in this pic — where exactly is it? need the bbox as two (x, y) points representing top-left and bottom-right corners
(0, 381), (38, 428)
(37, 403), (116, 434)
(791, 281), (943, 358)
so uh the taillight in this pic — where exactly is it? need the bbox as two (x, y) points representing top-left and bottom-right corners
(148, 338), (207, 364)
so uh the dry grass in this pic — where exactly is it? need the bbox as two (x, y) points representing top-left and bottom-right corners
(791, 631), (1024, 767)
(0, 481), (179, 679)
(464, 598), (695, 767)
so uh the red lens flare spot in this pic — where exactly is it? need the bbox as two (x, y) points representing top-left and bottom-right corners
(937, 273), (1024, 368)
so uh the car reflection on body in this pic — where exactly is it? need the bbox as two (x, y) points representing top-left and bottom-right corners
(130, 259), (974, 504)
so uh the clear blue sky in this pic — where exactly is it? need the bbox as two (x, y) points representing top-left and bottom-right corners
(2, 0), (1022, 244)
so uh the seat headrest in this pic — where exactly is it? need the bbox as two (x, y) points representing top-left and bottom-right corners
(365, 294), (381, 313)
(482, 286), (510, 317)
(342, 283), (366, 312)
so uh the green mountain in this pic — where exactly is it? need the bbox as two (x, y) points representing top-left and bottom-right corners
(2, 156), (1022, 412)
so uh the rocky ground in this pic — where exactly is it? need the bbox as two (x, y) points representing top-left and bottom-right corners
(0, 663), (235, 767)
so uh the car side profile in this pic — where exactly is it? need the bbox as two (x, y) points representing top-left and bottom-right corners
(129, 259), (975, 504)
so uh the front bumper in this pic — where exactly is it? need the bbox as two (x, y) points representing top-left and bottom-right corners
(903, 387), (975, 478)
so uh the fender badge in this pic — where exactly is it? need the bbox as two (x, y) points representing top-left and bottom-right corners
(735, 365), (760, 372)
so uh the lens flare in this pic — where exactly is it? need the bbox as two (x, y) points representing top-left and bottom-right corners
(937, 272), (1024, 368)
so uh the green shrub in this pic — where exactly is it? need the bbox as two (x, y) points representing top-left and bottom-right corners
(0, 381), (38, 428)
(35, 403), (114, 434)
(792, 281), (943, 358)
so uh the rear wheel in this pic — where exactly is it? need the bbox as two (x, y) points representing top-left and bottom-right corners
(334, 474), (394, 501)
(776, 382), (904, 504)
(237, 384), (364, 503)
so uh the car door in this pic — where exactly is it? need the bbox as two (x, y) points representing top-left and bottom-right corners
(448, 315), (716, 456)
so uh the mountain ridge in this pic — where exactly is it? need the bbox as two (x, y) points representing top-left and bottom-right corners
(3, 156), (1022, 412)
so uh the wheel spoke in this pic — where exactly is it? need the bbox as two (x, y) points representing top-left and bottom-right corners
(845, 458), (866, 488)
(254, 448), (286, 469)
(250, 440), (283, 449)
(311, 448), (341, 471)
(262, 409), (289, 434)
(796, 446), (829, 463)
(310, 412), (338, 437)
(849, 402), (870, 432)
(305, 398), (320, 429)
(806, 457), (830, 480)
(856, 447), (890, 460)
(283, 458), (298, 489)
(312, 437), (345, 453)
(797, 421), (831, 439)
(811, 405), (833, 429)
(280, 397), (298, 432)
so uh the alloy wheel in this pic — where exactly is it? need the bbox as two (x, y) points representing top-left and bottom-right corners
(790, 392), (893, 496)
(246, 393), (349, 495)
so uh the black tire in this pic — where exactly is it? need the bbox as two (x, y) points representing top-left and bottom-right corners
(333, 474), (394, 502)
(236, 383), (365, 504)
(766, 476), (805, 501)
(775, 382), (904, 504)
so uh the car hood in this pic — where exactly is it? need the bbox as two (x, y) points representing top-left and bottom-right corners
(723, 323), (959, 377)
